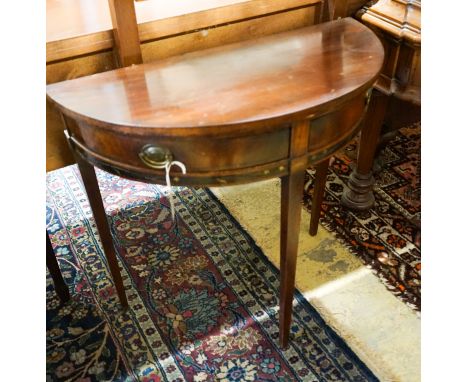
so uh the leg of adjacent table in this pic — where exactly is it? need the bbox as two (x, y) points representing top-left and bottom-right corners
(341, 89), (390, 210)
(75, 158), (129, 308)
(309, 159), (329, 236)
(46, 231), (71, 303)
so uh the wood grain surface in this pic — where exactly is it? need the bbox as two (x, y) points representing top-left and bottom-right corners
(47, 18), (383, 137)
(46, 0), (321, 63)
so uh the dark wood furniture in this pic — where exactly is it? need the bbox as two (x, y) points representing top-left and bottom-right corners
(46, 0), (323, 171)
(322, 0), (368, 21)
(46, 232), (71, 303)
(340, 0), (420, 209)
(47, 17), (383, 347)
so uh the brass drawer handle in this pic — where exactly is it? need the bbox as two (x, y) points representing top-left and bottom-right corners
(139, 144), (173, 169)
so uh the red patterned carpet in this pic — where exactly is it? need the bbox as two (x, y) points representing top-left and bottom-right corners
(304, 123), (421, 311)
(47, 166), (378, 381)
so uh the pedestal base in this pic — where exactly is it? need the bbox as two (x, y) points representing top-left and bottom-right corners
(341, 170), (375, 210)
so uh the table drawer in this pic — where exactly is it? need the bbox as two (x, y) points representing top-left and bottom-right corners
(67, 117), (290, 174)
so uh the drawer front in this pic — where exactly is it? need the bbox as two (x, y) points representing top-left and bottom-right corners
(63, 90), (368, 186)
(68, 118), (290, 174)
(308, 92), (368, 155)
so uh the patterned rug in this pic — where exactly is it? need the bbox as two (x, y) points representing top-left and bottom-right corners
(46, 166), (378, 382)
(303, 123), (421, 311)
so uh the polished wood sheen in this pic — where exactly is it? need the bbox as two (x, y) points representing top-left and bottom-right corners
(47, 19), (382, 134)
(46, 0), (320, 172)
(47, 18), (384, 346)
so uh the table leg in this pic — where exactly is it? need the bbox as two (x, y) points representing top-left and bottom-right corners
(309, 159), (329, 236)
(279, 119), (309, 348)
(279, 171), (305, 348)
(341, 89), (389, 210)
(74, 157), (129, 308)
(46, 231), (71, 303)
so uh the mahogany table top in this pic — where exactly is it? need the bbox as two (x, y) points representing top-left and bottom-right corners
(47, 18), (383, 137)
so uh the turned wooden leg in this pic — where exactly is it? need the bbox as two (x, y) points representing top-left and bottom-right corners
(341, 89), (390, 210)
(46, 231), (71, 303)
(309, 159), (329, 236)
(279, 120), (309, 348)
(74, 157), (129, 308)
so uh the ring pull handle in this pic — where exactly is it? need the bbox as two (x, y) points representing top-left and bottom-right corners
(139, 144), (187, 220)
(139, 144), (173, 169)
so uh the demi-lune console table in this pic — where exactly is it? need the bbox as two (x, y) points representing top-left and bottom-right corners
(47, 18), (383, 347)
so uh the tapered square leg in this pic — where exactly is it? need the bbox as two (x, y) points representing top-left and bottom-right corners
(279, 171), (306, 348)
(279, 120), (309, 348)
(309, 159), (329, 236)
(74, 158), (129, 308)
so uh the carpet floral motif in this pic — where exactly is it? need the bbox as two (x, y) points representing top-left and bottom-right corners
(47, 165), (378, 381)
(303, 123), (421, 311)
